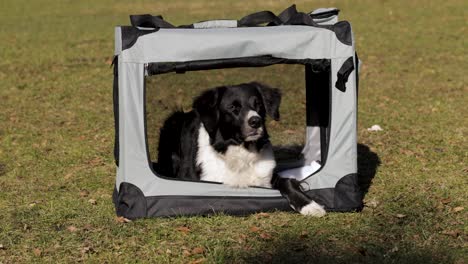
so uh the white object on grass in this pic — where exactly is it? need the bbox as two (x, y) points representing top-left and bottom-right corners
(277, 160), (322, 181)
(367, 124), (383, 131)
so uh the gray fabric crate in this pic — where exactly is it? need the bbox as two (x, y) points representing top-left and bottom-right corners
(112, 6), (362, 218)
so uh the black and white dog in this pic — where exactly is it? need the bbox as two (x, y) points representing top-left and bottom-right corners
(157, 82), (325, 216)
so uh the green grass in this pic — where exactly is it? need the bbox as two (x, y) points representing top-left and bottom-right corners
(0, 0), (466, 263)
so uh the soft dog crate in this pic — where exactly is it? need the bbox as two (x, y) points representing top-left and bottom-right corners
(112, 5), (362, 219)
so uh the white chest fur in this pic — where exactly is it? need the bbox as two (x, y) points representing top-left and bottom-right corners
(196, 125), (275, 188)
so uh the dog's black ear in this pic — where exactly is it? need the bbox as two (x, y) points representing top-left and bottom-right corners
(252, 82), (282, 121)
(193, 87), (224, 136)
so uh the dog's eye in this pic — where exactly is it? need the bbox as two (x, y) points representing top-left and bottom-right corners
(250, 97), (259, 110)
(228, 104), (240, 115)
(252, 98), (258, 109)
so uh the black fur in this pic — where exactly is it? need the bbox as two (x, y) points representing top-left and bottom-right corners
(157, 111), (201, 180)
(251, 81), (281, 121)
(272, 176), (314, 211)
(157, 82), (319, 213)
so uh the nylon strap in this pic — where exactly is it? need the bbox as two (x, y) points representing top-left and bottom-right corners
(238, 11), (282, 27)
(130, 14), (174, 28)
(129, 4), (322, 29)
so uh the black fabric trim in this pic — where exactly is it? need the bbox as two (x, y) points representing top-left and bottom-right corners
(121, 26), (157, 51)
(333, 173), (363, 211)
(355, 52), (359, 132)
(113, 175), (362, 218)
(306, 174), (363, 212)
(114, 182), (147, 219)
(355, 52), (359, 99)
(335, 56), (355, 92)
(147, 56), (330, 76)
(324, 68), (332, 164)
(112, 56), (119, 166)
(331, 21), (352, 46)
(324, 68), (333, 164)
(146, 195), (292, 217)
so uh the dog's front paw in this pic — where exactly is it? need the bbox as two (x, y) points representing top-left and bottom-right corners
(300, 201), (326, 217)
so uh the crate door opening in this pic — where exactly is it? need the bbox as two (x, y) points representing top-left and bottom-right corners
(145, 63), (330, 186)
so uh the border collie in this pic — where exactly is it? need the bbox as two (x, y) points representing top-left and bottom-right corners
(157, 82), (326, 216)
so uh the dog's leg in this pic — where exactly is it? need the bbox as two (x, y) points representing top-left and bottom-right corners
(158, 112), (185, 178)
(273, 176), (326, 217)
(177, 112), (202, 180)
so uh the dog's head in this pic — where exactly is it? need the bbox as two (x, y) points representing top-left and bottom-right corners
(193, 82), (281, 149)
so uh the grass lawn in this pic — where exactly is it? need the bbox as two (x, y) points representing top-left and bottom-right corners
(0, 0), (466, 263)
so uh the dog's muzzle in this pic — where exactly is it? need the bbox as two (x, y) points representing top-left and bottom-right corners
(244, 111), (264, 141)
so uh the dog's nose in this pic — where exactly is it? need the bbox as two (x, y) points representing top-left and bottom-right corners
(248, 116), (261, 129)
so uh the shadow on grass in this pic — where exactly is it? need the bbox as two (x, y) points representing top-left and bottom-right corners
(224, 146), (455, 263)
(229, 232), (453, 264)
(357, 143), (380, 197)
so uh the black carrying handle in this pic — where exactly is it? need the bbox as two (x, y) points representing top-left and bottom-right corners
(238, 5), (319, 27)
(129, 14), (174, 28)
(278, 4), (319, 26)
(238, 11), (283, 27)
(276, 4), (309, 25)
(129, 4), (320, 29)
